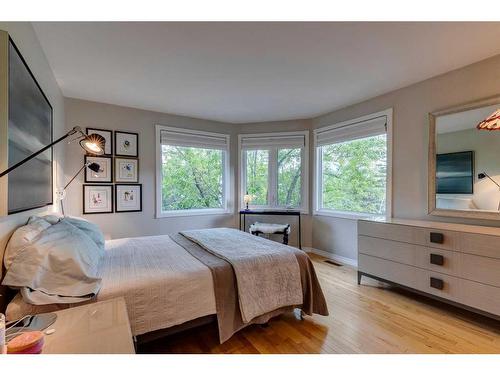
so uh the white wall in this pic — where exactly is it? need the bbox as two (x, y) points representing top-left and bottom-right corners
(3, 22), (500, 270)
(311, 53), (500, 262)
(63, 98), (239, 240)
(63, 101), (313, 248)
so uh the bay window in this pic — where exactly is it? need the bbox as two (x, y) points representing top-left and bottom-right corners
(314, 110), (392, 217)
(239, 131), (309, 212)
(156, 125), (230, 217)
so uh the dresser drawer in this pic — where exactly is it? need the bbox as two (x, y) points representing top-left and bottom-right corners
(358, 254), (418, 289)
(460, 278), (500, 316)
(460, 233), (500, 259)
(415, 270), (462, 302)
(358, 221), (425, 245)
(460, 253), (500, 287)
(422, 229), (457, 251)
(415, 247), (459, 276)
(358, 235), (417, 265)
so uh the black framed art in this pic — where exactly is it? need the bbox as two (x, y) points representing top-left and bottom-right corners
(86, 128), (113, 155)
(115, 131), (139, 157)
(115, 184), (142, 212)
(84, 155), (113, 183)
(114, 157), (139, 183)
(6, 36), (53, 214)
(83, 184), (113, 214)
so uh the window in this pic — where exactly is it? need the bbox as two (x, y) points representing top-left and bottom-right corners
(156, 125), (230, 217)
(239, 131), (309, 212)
(314, 110), (392, 218)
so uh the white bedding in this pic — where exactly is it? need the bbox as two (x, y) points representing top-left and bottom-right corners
(6, 235), (216, 336)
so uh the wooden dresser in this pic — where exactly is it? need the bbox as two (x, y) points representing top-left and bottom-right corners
(358, 218), (500, 318)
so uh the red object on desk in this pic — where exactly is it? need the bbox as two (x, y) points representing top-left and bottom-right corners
(7, 331), (44, 354)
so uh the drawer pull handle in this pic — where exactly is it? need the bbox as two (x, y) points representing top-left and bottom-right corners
(430, 232), (444, 244)
(430, 277), (444, 290)
(430, 253), (444, 266)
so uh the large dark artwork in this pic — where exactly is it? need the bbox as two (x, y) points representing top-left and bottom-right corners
(8, 38), (53, 214)
(436, 151), (474, 195)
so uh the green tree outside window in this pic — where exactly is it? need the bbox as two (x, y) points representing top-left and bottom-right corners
(321, 134), (386, 214)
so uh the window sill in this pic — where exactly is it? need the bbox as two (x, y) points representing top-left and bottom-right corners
(240, 206), (310, 215)
(156, 208), (232, 218)
(313, 209), (386, 221)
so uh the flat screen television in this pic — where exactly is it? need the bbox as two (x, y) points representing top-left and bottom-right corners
(436, 151), (474, 194)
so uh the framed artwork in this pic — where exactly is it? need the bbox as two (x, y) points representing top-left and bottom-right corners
(86, 128), (112, 155)
(115, 184), (142, 212)
(84, 155), (113, 183)
(115, 157), (139, 183)
(115, 131), (138, 157)
(83, 184), (113, 214)
(4, 35), (53, 215)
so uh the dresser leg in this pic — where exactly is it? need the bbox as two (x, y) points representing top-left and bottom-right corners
(357, 272), (362, 285)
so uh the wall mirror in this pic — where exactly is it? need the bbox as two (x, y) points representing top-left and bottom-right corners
(429, 96), (500, 220)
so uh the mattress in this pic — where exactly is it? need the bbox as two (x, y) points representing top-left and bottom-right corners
(6, 235), (217, 336)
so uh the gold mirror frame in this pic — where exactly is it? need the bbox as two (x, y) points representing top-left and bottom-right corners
(428, 95), (500, 220)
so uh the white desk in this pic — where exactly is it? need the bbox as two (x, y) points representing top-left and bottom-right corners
(42, 297), (135, 354)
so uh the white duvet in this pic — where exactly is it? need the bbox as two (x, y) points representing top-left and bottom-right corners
(6, 235), (216, 336)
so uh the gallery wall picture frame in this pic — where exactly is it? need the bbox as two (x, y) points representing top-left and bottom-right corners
(86, 128), (113, 155)
(83, 184), (113, 214)
(115, 184), (142, 212)
(115, 157), (139, 183)
(84, 155), (113, 183)
(115, 131), (139, 157)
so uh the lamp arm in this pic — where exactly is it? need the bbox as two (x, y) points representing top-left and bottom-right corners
(482, 172), (500, 190)
(0, 126), (83, 178)
(63, 162), (89, 190)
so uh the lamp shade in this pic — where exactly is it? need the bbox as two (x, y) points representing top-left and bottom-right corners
(476, 109), (500, 130)
(80, 133), (105, 155)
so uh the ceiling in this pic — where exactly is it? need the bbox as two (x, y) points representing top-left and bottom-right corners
(32, 22), (500, 124)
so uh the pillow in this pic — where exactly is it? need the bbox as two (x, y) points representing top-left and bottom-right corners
(4, 216), (52, 270)
(64, 216), (105, 253)
(1, 219), (103, 305)
(38, 214), (63, 225)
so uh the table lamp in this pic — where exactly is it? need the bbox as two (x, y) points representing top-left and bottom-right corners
(243, 193), (253, 210)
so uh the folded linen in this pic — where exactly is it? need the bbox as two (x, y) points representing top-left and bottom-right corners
(180, 227), (303, 323)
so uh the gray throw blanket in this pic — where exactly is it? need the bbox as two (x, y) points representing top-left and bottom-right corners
(170, 232), (328, 343)
(180, 228), (303, 323)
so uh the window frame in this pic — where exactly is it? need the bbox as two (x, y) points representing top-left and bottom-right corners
(238, 130), (309, 214)
(155, 124), (232, 218)
(313, 109), (393, 220)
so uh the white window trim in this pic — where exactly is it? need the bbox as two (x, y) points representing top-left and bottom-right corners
(238, 130), (309, 214)
(313, 108), (393, 220)
(155, 124), (232, 218)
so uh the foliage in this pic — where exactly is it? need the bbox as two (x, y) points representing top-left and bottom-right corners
(278, 148), (302, 207)
(246, 148), (303, 208)
(321, 135), (386, 214)
(162, 145), (223, 210)
(245, 150), (269, 205)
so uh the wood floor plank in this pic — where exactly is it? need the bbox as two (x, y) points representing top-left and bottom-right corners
(138, 254), (500, 354)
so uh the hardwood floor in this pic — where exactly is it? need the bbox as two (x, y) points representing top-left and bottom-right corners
(139, 254), (500, 354)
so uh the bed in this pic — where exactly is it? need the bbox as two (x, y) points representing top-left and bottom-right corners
(3, 220), (328, 344)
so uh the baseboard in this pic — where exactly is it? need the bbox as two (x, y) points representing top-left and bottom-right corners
(304, 247), (358, 267)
